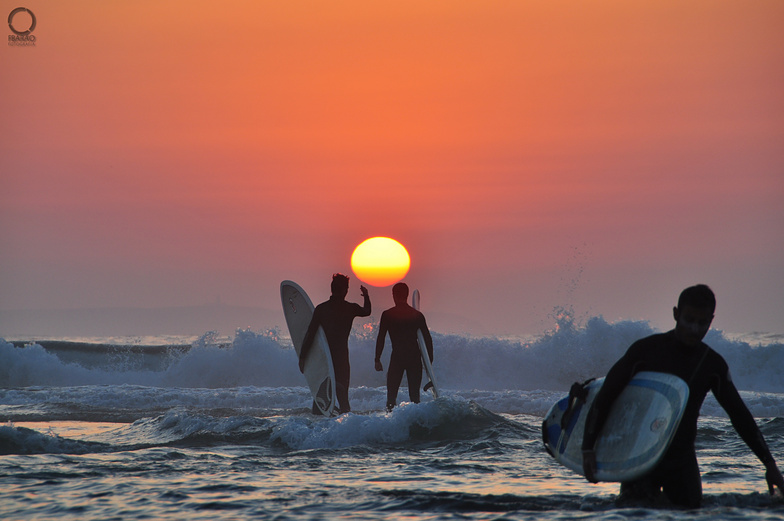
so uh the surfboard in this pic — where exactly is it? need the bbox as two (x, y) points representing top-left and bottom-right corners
(280, 280), (337, 417)
(542, 371), (689, 482)
(411, 289), (439, 398)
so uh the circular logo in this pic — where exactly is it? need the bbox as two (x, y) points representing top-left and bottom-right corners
(650, 417), (667, 433)
(8, 7), (36, 36)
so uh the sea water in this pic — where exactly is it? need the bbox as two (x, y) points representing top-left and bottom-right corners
(2, 314), (783, 520)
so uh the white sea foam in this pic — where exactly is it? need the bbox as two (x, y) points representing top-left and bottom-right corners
(0, 396), (505, 454)
(1, 313), (783, 398)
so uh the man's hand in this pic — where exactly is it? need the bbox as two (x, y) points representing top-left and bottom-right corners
(375, 359), (383, 372)
(583, 449), (598, 483)
(360, 285), (369, 299)
(765, 462), (784, 497)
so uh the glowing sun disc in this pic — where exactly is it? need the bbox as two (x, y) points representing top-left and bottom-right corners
(351, 237), (410, 287)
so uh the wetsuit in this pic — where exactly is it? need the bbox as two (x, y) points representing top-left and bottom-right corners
(582, 330), (775, 508)
(375, 303), (433, 410)
(302, 294), (371, 414)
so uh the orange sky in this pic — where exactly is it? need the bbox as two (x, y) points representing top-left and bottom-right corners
(2, 0), (783, 335)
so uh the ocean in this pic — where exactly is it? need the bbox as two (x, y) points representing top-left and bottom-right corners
(2, 313), (783, 520)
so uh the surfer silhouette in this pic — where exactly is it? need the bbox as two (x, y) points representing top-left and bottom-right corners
(581, 284), (784, 508)
(374, 282), (434, 411)
(300, 273), (370, 414)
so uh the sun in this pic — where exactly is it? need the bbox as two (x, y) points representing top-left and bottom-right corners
(350, 237), (411, 287)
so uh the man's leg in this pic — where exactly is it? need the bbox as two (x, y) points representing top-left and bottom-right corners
(334, 363), (351, 414)
(406, 359), (423, 404)
(618, 476), (661, 505)
(618, 453), (702, 509)
(386, 355), (405, 411)
(661, 453), (702, 508)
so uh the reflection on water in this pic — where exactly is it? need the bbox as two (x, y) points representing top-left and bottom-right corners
(2, 413), (783, 520)
(16, 421), (126, 441)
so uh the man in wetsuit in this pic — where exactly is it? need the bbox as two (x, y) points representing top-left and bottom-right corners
(581, 284), (784, 508)
(300, 273), (371, 414)
(374, 282), (434, 412)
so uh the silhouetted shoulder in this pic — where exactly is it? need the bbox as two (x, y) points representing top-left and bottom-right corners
(627, 332), (669, 352)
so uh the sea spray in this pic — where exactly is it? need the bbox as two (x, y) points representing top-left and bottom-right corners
(162, 329), (301, 388)
(2, 314), (782, 393)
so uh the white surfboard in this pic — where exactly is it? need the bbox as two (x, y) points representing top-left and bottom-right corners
(542, 371), (689, 482)
(411, 289), (439, 398)
(280, 280), (337, 417)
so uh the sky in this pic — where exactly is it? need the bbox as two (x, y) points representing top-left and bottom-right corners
(1, 0), (783, 337)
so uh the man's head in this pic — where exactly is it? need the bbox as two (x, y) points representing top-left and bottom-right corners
(331, 273), (350, 298)
(673, 284), (715, 346)
(392, 282), (409, 305)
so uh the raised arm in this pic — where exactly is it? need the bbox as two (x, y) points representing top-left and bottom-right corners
(359, 285), (371, 316)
